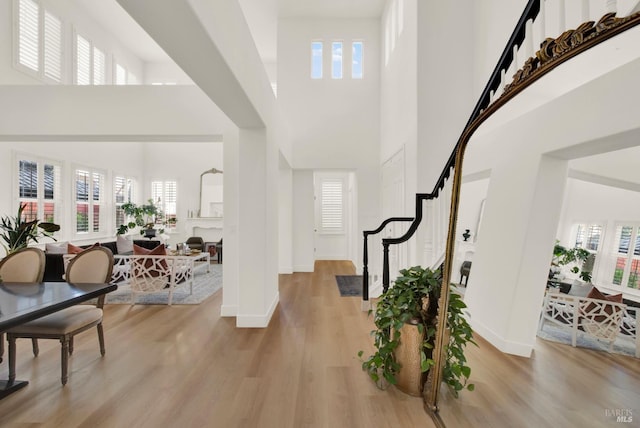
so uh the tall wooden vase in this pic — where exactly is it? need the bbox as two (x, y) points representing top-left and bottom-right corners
(394, 319), (425, 396)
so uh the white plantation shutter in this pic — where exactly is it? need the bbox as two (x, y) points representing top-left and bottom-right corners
(93, 47), (105, 85)
(43, 10), (61, 81)
(76, 34), (91, 85)
(321, 179), (344, 233)
(115, 63), (127, 85)
(18, 0), (39, 71)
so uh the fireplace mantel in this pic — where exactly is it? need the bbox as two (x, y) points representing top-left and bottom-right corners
(183, 217), (223, 239)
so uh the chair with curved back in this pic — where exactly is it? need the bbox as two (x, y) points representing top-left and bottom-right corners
(185, 236), (204, 251)
(0, 247), (45, 363)
(7, 246), (114, 385)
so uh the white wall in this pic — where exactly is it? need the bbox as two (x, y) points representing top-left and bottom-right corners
(292, 170), (315, 272)
(278, 18), (380, 169)
(279, 159), (293, 273)
(278, 17), (381, 270)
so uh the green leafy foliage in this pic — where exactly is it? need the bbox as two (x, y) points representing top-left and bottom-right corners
(552, 241), (592, 282)
(359, 266), (476, 397)
(0, 204), (60, 254)
(117, 199), (159, 235)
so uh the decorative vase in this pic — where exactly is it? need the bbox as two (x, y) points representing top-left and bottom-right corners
(462, 229), (471, 241)
(394, 318), (425, 397)
(144, 228), (156, 238)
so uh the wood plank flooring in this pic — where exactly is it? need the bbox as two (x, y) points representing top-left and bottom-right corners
(0, 260), (638, 427)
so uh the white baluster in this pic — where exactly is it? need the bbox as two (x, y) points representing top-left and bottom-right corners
(511, 45), (519, 78)
(539, 0), (547, 41)
(581, 0), (590, 22)
(525, 19), (534, 58)
(558, 0), (566, 32)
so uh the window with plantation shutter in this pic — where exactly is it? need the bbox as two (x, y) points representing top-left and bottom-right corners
(151, 181), (177, 227)
(16, 0), (63, 83)
(115, 62), (127, 85)
(93, 47), (105, 85)
(74, 166), (105, 234)
(575, 223), (602, 252)
(15, 154), (62, 226)
(114, 175), (135, 229)
(610, 224), (640, 290)
(18, 0), (39, 71)
(320, 178), (344, 233)
(75, 34), (91, 85)
(75, 32), (106, 85)
(43, 10), (61, 81)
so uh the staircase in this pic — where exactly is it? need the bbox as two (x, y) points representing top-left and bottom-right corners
(361, 0), (640, 416)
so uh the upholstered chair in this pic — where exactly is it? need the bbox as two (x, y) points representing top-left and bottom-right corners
(7, 246), (114, 385)
(185, 236), (204, 251)
(0, 247), (45, 363)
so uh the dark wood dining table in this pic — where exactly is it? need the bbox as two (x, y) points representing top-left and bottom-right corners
(0, 281), (117, 399)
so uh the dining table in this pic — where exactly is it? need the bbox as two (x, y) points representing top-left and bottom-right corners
(0, 281), (117, 399)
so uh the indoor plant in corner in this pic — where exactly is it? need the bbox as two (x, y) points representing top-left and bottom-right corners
(549, 240), (593, 293)
(0, 203), (60, 254)
(359, 266), (476, 398)
(117, 199), (159, 236)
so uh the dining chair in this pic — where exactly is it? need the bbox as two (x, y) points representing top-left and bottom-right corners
(0, 247), (45, 363)
(6, 246), (114, 385)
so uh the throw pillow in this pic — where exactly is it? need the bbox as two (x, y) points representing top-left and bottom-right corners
(580, 286), (623, 323)
(133, 243), (169, 278)
(45, 241), (68, 254)
(116, 234), (134, 255)
(67, 242), (100, 254)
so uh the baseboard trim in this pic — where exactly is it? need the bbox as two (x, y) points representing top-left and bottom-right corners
(293, 264), (314, 272)
(220, 304), (238, 317)
(279, 266), (293, 274)
(236, 292), (280, 328)
(470, 320), (533, 358)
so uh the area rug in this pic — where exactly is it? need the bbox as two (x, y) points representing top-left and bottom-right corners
(537, 323), (637, 358)
(105, 264), (223, 305)
(335, 275), (363, 296)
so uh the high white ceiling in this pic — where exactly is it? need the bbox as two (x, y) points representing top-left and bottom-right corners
(70, 0), (640, 186)
(73, 0), (386, 64)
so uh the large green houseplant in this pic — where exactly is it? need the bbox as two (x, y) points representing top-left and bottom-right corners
(359, 266), (476, 397)
(0, 204), (60, 254)
(550, 240), (592, 282)
(116, 199), (159, 235)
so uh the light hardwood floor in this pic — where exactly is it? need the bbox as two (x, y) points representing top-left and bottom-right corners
(1, 260), (638, 427)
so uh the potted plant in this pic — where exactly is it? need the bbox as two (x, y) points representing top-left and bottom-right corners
(117, 199), (159, 236)
(359, 266), (476, 398)
(549, 240), (593, 293)
(0, 204), (60, 254)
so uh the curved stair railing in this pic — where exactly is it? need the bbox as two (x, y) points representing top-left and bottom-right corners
(362, 0), (640, 305)
(361, 0), (640, 420)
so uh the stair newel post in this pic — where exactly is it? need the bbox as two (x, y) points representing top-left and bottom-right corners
(363, 232), (370, 302)
(382, 242), (390, 294)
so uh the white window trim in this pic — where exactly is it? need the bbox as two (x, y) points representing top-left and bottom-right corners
(72, 164), (106, 237)
(317, 176), (346, 235)
(13, 0), (64, 84)
(13, 151), (63, 234)
(73, 28), (107, 85)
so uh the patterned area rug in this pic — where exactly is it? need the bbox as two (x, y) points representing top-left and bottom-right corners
(537, 322), (637, 358)
(105, 264), (223, 305)
(335, 275), (363, 296)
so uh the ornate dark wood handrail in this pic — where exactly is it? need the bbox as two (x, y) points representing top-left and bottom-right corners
(362, 217), (413, 301)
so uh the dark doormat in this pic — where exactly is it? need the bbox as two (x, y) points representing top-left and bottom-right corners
(335, 275), (363, 296)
